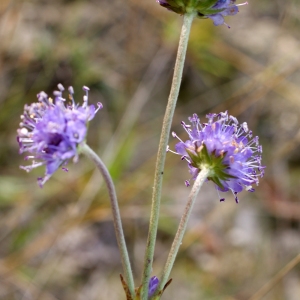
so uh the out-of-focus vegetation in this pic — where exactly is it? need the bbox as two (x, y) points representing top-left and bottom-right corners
(1, 0), (300, 299)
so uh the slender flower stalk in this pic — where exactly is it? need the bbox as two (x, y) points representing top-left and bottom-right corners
(151, 111), (265, 297)
(80, 143), (135, 298)
(154, 167), (210, 297)
(141, 12), (196, 300)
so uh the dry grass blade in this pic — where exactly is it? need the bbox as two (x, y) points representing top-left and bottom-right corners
(249, 253), (300, 300)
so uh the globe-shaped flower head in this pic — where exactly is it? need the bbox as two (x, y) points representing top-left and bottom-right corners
(170, 112), (265, 202)
(157, 0), (248, 28)
(17, 84), (102, 186)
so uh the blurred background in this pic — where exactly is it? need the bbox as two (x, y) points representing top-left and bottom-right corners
(1, 0), (300, 299)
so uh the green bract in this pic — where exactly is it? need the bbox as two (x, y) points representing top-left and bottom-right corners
(186, 144), (236, 190)
(158, 0), (221, 15)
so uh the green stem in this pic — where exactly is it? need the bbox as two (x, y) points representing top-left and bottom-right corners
(156, 167), (210, 295)
(141, 12), (196, 300)
(81, 143), (135, 298)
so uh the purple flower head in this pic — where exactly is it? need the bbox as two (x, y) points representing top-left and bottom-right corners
(148, 276), (159, 298)
(206, 0), (248, 28)
(156, 0), (248, 28)
(170, 112), (265, 203)
(17, 84), (102, 186)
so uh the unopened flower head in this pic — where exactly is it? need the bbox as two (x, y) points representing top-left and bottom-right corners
(17, 84), (102, 186)
(170, 112), (265, 202)
(148, 276), (159, 298)
(157, 0), (248, 28)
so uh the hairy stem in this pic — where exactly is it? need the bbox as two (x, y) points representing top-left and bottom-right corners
(81, 143), (135, 298)
(157, 167), (210, 294)
(141, 12), (196, 300)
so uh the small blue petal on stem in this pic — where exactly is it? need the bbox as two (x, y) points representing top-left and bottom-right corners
(148, 276), (159, 298)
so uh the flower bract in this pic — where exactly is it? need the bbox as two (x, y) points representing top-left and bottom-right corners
(170, 112), (265, 202)
(157, 0), (248, 28)
(17, 84), (102, 186)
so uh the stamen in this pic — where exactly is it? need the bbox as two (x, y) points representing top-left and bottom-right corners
(246, 185), (255, 192)
(68, 86), (74, 94)
(230, 115), (238, 125)
(57, 83), (65, 91)
(236, 1), (248, 7)
(223, 22), (231, 29)
(242, 122), (248, 132)
(234, 192), (239, 203)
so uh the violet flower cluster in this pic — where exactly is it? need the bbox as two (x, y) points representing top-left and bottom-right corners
(17, 84), (102, 186)
(157, 0), (248, 28)
(171, 111), (265, 202)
